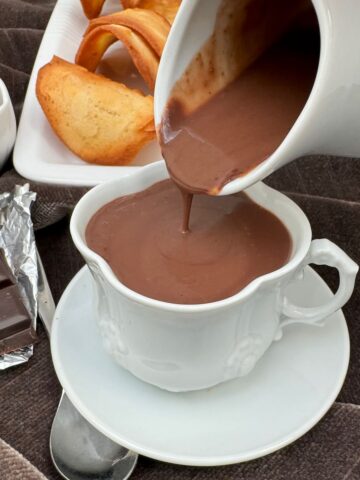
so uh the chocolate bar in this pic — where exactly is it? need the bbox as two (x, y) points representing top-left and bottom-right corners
(0, 250), (36, 355)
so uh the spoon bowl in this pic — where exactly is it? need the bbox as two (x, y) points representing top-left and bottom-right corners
(50, 393), (138, 480)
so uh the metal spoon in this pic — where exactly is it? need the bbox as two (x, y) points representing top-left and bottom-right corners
(37, 253), (138, 480)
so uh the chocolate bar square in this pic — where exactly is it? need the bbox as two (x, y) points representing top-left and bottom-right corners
(0, 250), (15, 289)
(0, 285), (31, 340)
(0, 248), (36, 355)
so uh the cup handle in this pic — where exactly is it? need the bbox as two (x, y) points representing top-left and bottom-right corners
(280, 239), (358, 329)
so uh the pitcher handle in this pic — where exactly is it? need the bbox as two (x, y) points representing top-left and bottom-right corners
(280, 239), (358, 328)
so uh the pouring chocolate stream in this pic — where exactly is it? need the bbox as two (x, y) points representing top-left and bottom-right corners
(86, 0), (319, 304)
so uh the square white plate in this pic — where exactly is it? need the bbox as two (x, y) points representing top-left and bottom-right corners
(13, 0), (162, 187)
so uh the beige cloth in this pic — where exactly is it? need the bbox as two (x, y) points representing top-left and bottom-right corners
(0, 438), (47, 480)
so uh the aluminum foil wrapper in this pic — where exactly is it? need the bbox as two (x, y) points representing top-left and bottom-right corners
(0, 184), (38, 369)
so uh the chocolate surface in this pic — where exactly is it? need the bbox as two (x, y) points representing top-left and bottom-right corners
(86, 180), (291, 304)
(160, 17), (319, 194)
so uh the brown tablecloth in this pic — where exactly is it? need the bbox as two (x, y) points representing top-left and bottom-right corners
(0, 1), (360, 479)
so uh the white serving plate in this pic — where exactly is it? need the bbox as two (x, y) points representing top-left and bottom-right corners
(13, 0), (162, 186)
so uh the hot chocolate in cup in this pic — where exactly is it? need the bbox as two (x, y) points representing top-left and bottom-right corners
(70, 162), (358, 392)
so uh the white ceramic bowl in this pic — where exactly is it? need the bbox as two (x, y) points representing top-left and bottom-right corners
(0, 79), (16, 170)
(70, 162), (357, 391)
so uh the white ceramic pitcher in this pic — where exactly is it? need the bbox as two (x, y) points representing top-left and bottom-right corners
(155, 0), (360, 195)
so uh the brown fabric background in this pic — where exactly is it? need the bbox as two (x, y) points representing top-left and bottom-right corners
(0, 1), (360, 479)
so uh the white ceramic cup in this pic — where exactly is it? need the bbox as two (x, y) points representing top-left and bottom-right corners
(70, 162), (358, 392)
(155, 0), (360, 195)
(0, 79), (16, 170)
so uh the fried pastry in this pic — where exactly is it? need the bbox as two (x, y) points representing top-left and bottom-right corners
(121, 0), (181, 23)
(80, 0), (180, 22)
(76, 24), (160, 90)
(36, 56), (155, 166)
(85, 8), (170, 56)
(80, 0), (106, 19)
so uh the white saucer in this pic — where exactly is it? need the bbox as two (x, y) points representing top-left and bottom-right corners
(51, 266), (349, 466)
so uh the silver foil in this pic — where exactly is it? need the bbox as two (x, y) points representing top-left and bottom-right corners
(0, 184), (38, 369)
